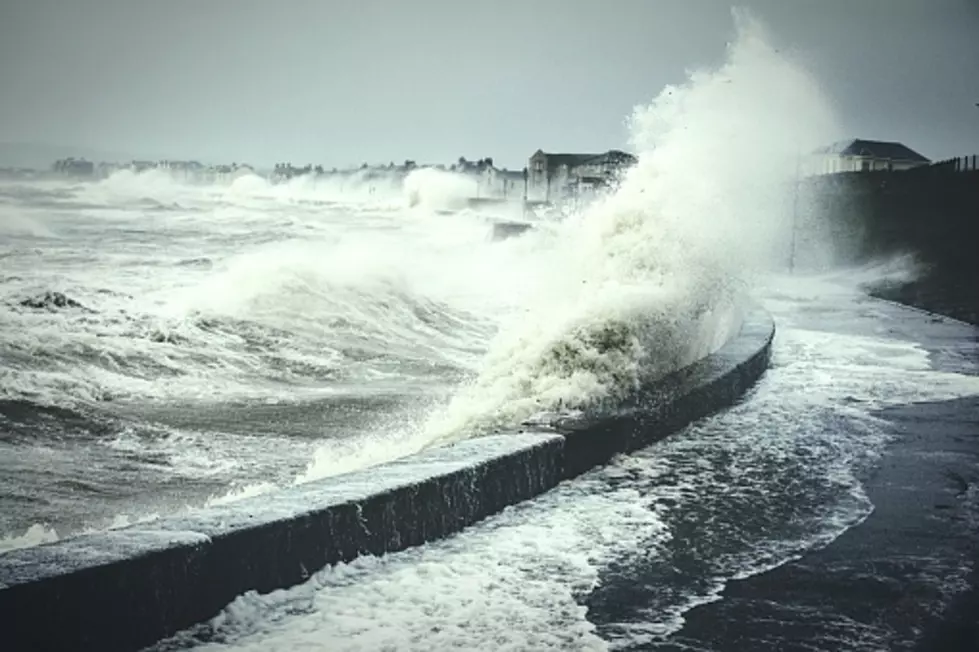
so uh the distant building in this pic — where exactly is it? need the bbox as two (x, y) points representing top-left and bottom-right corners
(52, 158), (95, 177)
(272, 163), (315, 180)
(159, 160), (203, 171)
(130, 160), (156, 173)
(158, 160), (204, 181)
(806, 139), (930, 175)
(479, 167), (526, 199)
(528, 149), (636, 201)
(211, 162), (255, 183)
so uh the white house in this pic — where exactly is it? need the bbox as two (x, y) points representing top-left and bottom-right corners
(527, 149), (637, 201)
(805, 139), (930, 175)
(478, 167), (526, 199)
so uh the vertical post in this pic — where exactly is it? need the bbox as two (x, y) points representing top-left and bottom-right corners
(522, 167), (529, 217)
(789, 148), (801, 273)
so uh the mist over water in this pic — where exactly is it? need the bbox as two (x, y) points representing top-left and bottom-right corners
(3, 12), (845, 552)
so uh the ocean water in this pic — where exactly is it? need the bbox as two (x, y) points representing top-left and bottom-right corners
(0, 11), (840, 554)
(5, 10), (979, 651)
(0, 155), (747, 549)
(0, 170), (514, 546)
(145, 273), (979, 652)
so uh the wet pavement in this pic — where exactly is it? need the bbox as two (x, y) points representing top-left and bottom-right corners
(645, 299), (979, 651)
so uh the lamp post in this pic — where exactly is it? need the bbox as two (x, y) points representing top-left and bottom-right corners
(789, 148), (801, 273)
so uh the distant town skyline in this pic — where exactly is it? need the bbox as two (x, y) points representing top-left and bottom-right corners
(0, 141), (528, 172)
(1, 0), (977, 170)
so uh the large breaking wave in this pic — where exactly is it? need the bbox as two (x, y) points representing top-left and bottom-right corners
(1, 11), (842, 546)
(422, 12), (841, 444)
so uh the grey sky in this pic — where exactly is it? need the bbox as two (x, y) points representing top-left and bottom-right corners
(1, 0), (977, 169)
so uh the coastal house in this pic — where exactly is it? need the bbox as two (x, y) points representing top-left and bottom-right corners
(272, 163), (315, 180)
(158, 160), (204, 172)
(52, 158), (95, 176)
(478, 167), (527, 199)
(130, 160), (156, 173)
(806, 139), (930, 175)
(212, 162), (255, 183)
(159, 160), (205, 181)
(528, 149), (636, 201)
(451, 157), (494, 175)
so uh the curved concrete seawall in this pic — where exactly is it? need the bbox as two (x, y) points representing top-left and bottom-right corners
(0, 307), (774, 652)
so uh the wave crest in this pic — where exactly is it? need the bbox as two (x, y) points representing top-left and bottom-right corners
(403, 168), (477, 211)
(423, 10), (841, 445)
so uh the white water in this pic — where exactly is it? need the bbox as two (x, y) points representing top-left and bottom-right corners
(1, 8), (837, 549)
(421, 10), (842, 444)
(272, 11), (844, 478)
(0, 162), (520, 543)
(138, 12), (979, 650)
(403, 167), (479, 211)
(1, 179), (481, 406)
(149, 273), (979, 652)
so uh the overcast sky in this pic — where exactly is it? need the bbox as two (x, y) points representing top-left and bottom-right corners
(1, 0), (977, 169)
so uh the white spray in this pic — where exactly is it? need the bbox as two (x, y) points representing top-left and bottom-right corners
(422, 10), (843, 444)
(402, 167), (479, 211)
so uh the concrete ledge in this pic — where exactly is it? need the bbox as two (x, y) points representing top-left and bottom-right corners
(0, 307), (774, 652)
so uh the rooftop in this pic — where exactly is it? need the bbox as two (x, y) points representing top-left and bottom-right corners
(531, 149), (637, 171)
(816, 139), (930, 163)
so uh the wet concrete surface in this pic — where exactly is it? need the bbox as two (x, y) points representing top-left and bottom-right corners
(656, 397), (979, 651)
(648, 303), (979, 651)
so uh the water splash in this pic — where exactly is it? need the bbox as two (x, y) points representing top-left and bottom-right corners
(422, 10), (843, 444)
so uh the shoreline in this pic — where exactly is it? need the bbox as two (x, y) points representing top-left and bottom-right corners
(646, 297), (979, 651)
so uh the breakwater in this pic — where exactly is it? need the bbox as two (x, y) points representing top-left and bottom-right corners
(0, 308), (774, 652)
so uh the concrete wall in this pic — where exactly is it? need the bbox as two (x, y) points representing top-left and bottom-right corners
(797, 166), (979, 323)
(800, 166), (979, 266)
(0, 308), (774, 652)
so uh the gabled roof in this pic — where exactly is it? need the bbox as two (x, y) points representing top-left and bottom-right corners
(531, 149), (637, 171)
(530, 151), (594, 169)
(816, 139), (929, 163)
(579, 150), (637, 167)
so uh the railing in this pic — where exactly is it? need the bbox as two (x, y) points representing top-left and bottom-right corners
(929, 155), (979, 172)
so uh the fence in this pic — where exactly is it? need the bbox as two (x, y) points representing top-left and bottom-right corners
(929, 155), (979, 172)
